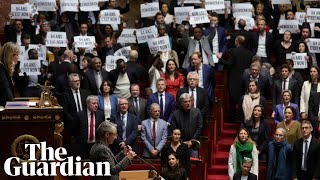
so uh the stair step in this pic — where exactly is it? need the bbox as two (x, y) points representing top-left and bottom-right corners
(207, 165), (228, 175)
(216, 138), (234, 152)
(213, 152), (229, 165)
(207, 175), (229, 180)
(221, 129), (237, 138)
(223, 122), (240, 130)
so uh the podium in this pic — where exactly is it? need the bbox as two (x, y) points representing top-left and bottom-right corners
(119, 170), (161, 180)
(0, 103), (63, 180)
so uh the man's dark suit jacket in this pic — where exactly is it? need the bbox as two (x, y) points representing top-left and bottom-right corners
(146, 92), (175, 123)
(252, 31), (274, 60)
(273, 78), (300, 107)
(292, 137), (320, 180)
(60, 88), (90, 132)
(111, 112), (138, 152)
(176, 87), (210, 119)
(242, 74), (270, 99)
(98, 43), (122, 64)
(308, 93), (320, 138)
(186, 64), (216, 105)
(233, 172), (257, 180)
(127, 97), (147, 123)
(84, 69), (109, 95)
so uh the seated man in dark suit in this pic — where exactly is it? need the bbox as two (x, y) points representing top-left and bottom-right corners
(73, 95), (104, 159)
(176, 71), (209, 120)
(233, 159), (257, 180)
(84, 57), (109, 95)
(127, 84), (147, 131)
(110, 98), (138, 154)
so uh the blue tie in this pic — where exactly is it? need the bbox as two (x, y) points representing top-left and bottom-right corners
(159, 94), (164, 119)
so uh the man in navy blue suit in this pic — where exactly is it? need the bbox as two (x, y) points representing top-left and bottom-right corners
(110, 98), (138, 154)
(146, 78), (175, 124)
(186, 52), (215, 106)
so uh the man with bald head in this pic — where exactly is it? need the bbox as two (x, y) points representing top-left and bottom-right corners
(126, 50), (146, 80)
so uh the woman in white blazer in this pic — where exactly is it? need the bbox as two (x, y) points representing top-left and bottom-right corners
(228, 128), (258, 180)
(300, 66), (320, 119)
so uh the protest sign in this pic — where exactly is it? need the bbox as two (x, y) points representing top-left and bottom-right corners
(271, 0), (291, 4)
(278, 20), (299, 34)
(46, 32), (67, 47)
(136, 26), (158, 44)
(147, 35), (171, 54)
(286, 53), (308, 69)
(174, 6), (194, 24)
(184, 0), (201, 3)
(205, 0), (225, 11)
(307, 8), (320, 23)
(99, 9), (120, 24)
(19, 60), (41, 76)
(308, 38), (320, 53)
(295, 12), (306, 25)
(74, 36), (96, 48)
(117, 29), (137, 44)
(214, 1), (231, 14)
(19, 46), (26, 61)
(235, 16), (254, 30)
(60, 0), (79, 12)
(189, 9), (210, 25)
(114, 46), (132, 58)
(11, 4), (31, 19)
(233, 3), (253, 18)
(105, 56), (127, 72)
(28, 44), (47, 61)
(79, 0), (99, 12)
(140, 2), (159, 18)
(32, 0), (56, 11)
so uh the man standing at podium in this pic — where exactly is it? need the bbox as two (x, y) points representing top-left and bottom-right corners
(74, 95), (104, 159)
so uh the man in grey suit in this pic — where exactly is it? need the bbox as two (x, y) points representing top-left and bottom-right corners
(141, 103), (168, 158)
(127, 84), (147, 131)
(74, 95), (104, 159)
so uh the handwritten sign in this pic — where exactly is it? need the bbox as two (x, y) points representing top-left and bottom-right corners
(27, 44), (47, 61)
(79, 0), (99, 12)
(114, 46), (132, 58)
(32, 0), (56, 12)
(99, 9), (120, 24)
(205, 0), (225, 11)
(189, 9), (210, 25)
(19, 60), (41, 76)
(117, 29), (137, 44)
(233, 3), (253, 18)
(105, 56), (127, 72)
(140, 2), (159, 18)
(174, 6), (194, 24)
(278, 20), (299, 34)
(307, 38), (320, 53)
(271, 0), (291, 4)
(307, 8), (320, 23)
(45, 31), (67, 47)
(147, 35), (171, 54)
(235, 16), (254, 30)
(11, 4), (31, 19)
(60, 0), (79, 12)
(136, 26), (158, 44)
(296, 12), (306, 25)
(74, 36), (96, 48)
(286, 53), (308, 69)
(184, 0), (201, 3)
(214, 1), (231, 14)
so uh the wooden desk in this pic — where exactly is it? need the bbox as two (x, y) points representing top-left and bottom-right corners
(0, 106), (63, 180)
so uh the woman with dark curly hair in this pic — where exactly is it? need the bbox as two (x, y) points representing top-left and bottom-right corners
(161, 152), (188, 180)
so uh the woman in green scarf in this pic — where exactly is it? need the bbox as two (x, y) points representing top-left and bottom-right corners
(228, 128), (258, 180)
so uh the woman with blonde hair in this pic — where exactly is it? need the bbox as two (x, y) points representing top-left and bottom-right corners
(0, 42), (19, 106)
(228, 128), (258, 180)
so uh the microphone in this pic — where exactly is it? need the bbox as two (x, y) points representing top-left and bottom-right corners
(134, 155), (161, 180)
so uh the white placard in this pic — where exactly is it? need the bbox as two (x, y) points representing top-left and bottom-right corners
(147, 35), (171, 54)
(189, 9), (210, 25)
(105, 56), (127, 72)
(235, 16), (255, 30)
(32, 0), (56, 12)
(74, 36), (96, 48)
(114, 46), (132, 58)
(184, 0), (201, 3)
(19, 46), (26, 61)
(136, 26), (158, 44)
(214, 1), (231, 14)
(99, 9), (121, 24)
(308, 38), (320, 53)
(60, 0), (79, 12)
(79, 0), (99, 12)
(117, 29), (137, 44)
(233, 3), (253, 18)
(19, 60), (41, 76)
(174, 6), (194, 24)
(11, 4), (31, 19)
(27, 44), (47, 61)
(296, 12), (306, 25)
(278, 20), (299, 34)
(205, 0), (225, 11)
(212, 54), (219, 63)
(307, 8), (320, 23)
(45, 32), (67, 47)
(286, 53), (308, 69)
(140, 2), (160, 18)
(271, 0), (291, 4)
